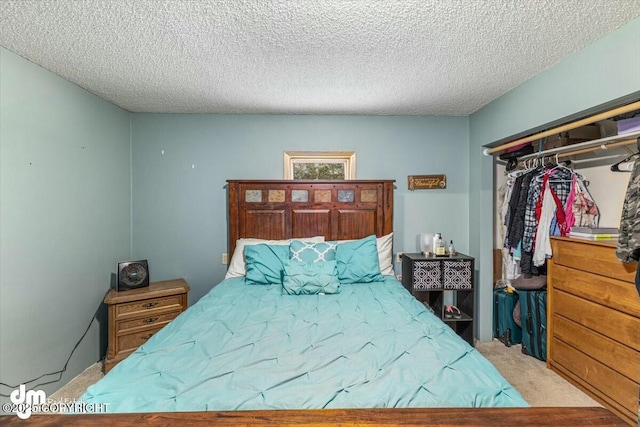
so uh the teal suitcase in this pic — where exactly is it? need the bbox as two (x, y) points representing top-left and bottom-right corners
(519, 289), (547, 361)
(493, 288), (522, 347)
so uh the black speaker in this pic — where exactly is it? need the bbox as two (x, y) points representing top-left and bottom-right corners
(117, 260), (150, 291)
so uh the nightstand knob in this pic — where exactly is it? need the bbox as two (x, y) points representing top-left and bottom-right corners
(141, 333), (154, 341)
(143, 317), (158, 324)
(142, 301), (159, 309)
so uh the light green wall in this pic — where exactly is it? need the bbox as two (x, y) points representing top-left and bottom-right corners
(0, 48), (131, 400)
(131, 114), (470, 303)
(469, 17), (640, 341)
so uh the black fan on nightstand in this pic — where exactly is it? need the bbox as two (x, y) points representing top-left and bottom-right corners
(117, 260), (150, 291)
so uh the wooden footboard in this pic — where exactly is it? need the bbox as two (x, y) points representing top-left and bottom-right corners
(1, 407), (626, 426)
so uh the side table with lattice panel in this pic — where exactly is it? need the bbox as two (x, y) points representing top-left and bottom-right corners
(401, 253), (475, 346)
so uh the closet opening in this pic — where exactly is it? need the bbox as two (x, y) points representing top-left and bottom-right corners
(487, 93), (640, 284)
(485, 93), (640, 425)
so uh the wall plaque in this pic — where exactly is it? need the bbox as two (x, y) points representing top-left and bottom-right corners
(408, 174), (446, 190)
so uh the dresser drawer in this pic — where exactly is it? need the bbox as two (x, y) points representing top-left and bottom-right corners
(115, 295), (184, 319)
(117, 325), (165, 353)
(552, 338), (638, 421)
(552, 264), (640, 317)
(117, 310), (181, 333)
(551, 238), (635, 282)
(553, 314), (639, 381)
(552, 289), (640, 350)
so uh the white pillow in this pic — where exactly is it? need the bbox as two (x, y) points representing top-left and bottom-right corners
(225, 236), (325, 279)
(376, 232), (394, 276)
(336, 232), (394, 276)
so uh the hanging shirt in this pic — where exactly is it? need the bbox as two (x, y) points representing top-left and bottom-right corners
(497, 179), (519, 282)
(563, 174), (577, 233)
(533, 175), (554, 266)
(497, 179), (512, 245)
(506, 171), (536, 252)
(616, 159), (640, 295)
(572, 177), (600, 228)
(522, 167), (573, 252)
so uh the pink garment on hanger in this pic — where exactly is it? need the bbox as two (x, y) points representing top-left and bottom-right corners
(548, 180), (568, 237)
(563, 174), (577, 232)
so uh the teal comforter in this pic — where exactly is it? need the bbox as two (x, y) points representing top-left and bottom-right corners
(82, 277), (527, 412)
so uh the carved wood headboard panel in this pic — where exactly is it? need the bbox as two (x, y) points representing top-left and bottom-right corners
(227, 180), (394, 258)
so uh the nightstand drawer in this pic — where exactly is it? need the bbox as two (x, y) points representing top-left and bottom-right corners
(412, 260), (442, 290)
(443, 259), (473, 289)
(117, 325), (165, 353)
(115, 295), (183, 319)
(117, 310), (181, 332)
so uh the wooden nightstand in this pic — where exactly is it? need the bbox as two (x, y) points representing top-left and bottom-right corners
(103, 278), (190, 373)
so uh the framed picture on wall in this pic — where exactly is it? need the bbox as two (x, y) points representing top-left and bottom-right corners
(283, 151), (356, 180)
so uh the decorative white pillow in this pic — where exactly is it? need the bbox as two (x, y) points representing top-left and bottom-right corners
(336, 232), (394, 276)
(376, 232), (394, 276)
(225, 236), (325, 279)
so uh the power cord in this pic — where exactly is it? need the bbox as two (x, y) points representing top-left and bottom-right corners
(0, 289), (109, 397)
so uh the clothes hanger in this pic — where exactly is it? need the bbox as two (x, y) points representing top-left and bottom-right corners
(609, 137), (640, 172)
(535, 159), (574, 183)
(547, 154), (573, 174)
(610, 153), (638, 172)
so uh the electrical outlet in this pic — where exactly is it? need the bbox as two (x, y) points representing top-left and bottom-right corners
(222, 253), (228, 265)
(396, 252), (403, 263)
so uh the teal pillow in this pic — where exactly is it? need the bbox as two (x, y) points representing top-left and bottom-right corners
(282, 260), (340, 295)
(335, 235), (384, 283)
(244, 244), (290, 285)
(290, 240), (338, 263)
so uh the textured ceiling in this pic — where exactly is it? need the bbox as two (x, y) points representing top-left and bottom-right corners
(1, 1), (639, 115)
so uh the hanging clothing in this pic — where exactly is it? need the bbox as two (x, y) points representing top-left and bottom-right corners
(506, 171), (536, 252)
(616, 158), (640, 295)
(497, 180), (512, 244)
(502, 165), (589, 277)
(572, 178), (600, 228)
(497, 180), (519, 282)
(563, 174), (578, 233)
(533, 177), (554, 266)
(533, 174), (568, 266)
(522, 167), (573, 253)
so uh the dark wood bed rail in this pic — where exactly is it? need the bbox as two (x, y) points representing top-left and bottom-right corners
(1, 407), (627, 426)
(227, 180), (395, 258)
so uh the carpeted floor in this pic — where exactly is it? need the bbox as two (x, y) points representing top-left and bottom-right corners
(50, 339), (600, 407)
(474, 340), (600, 407)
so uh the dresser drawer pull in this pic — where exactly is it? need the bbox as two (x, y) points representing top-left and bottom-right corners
(141, 333), (154, 341)
(142, 302), (159, 309)
(142, 317), (158, 324)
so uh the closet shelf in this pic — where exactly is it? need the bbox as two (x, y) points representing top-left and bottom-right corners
(483, 100), (640, 155)
(516, 130), (640, 162)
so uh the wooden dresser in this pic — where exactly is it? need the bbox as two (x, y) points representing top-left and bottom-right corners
(548, 237), (640, 425)
(104, 278), (190, 373)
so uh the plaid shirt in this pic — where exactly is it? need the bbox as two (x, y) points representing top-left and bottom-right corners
(522, 168), (574, 252)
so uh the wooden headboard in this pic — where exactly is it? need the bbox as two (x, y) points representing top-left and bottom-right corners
(227, 180), (394, 258)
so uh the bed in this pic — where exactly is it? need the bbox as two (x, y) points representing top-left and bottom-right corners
(81, 275), (526, 411)
(16, 180), (624, 425)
